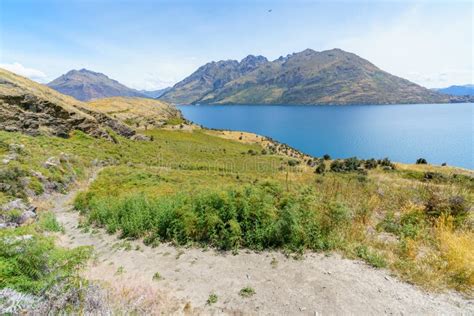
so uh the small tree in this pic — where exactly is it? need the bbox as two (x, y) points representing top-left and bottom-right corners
(416, 158), (428, 164)
(323, 154), (331, 160)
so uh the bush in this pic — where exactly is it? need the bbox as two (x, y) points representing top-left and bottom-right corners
(378, 157), (395, 170)
(77, 183), (353, 252)
(38, 212), (64, 233)
(416, 158), (428, 164)
(424, 190), (469, 224)
(239, 286), (255, 298)
(364, 158), (378, 170)
(287, 159), (299, 167)
(314, 162), (326, 174)
(330, 157), (361, 173)
(0, 226), (91, 295)
(323, 154), (331, 160)
(355, 245), (387, 268)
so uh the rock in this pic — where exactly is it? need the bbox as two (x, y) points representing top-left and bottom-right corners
(31, 170), (47, 181)
(17, 210), (36, 225)
(0, 183), (12, 192)
(0, 288), (41, 314)
(130, 134), (150, 141)
(8, 143), (25, 153)
(43, 157), (61, 169)
(1, 199), (29, 212)
(59, 152), (72, 163)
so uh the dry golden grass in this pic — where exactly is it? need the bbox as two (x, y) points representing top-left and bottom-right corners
(86, 97), (181, 129)
(0, 68), (96, 119)
(436, 216), (474, 293)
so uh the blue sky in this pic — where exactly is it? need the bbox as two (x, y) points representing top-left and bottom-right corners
(0, 0), (472, 89)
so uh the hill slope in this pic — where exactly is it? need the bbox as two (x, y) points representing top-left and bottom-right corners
(160, 49), (461, 105)
(0, 68), (135, 139)
(435, 84), (474, 96)
(47, 69), (146, 101)
(85, 97), (182, 129)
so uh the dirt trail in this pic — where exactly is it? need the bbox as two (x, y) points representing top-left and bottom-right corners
(45, 173), (473, 315)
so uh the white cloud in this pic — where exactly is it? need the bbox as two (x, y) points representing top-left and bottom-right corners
(126, 72), (176, 90)
(330, 4), (473, 88)
(0, 62), (47, 82)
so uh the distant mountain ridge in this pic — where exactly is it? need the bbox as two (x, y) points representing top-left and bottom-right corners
(140, 87), (172, 99)
(434, 84), (474, 96)
(47, 69), (147, 101)
(160, 48), (471, 105)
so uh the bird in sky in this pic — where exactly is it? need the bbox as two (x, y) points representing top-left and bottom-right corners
(268, 9), (272, 13)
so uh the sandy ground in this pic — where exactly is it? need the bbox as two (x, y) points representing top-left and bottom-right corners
(44, 178), (474, 315)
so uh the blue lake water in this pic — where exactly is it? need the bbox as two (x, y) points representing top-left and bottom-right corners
(178, 103), (473, 169)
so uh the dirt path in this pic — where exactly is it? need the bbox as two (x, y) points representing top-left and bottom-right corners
(45, 174), (473, 315)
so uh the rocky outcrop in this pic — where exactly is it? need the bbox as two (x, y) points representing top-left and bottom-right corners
(0, 198), (37, 228)
(0, 68), (136, 140)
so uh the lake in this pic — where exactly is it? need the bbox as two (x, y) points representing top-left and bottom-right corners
(178, 103), (473, 169)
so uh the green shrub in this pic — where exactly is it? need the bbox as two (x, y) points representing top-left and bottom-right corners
(38, 212), (64, 233)
(0, 226), (91, 294)
(314, 162), (325, 174)
(239, 286), (255, 298)
(287, 159), (299, 167)
(355, 245), (387, 268)
(207, 293), (218, 304)
(416, 158), (428, 164)
(77, 183), (353, 252)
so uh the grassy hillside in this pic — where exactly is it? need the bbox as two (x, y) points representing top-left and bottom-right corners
(1, 126), (471, 296)
(85, 97), (182, 129)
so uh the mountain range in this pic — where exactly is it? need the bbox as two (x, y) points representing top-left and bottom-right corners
(434, 84), (474, 96)
(160, 48), (470, 105)
(139, 87), (172, 98)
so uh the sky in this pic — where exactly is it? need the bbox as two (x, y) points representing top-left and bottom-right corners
(0, 0), (472, 90)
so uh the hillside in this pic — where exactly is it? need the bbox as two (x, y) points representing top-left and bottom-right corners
(160, 49), (465, 105)
(47, 69), (146, 101)
(0, 68), (135, 140)
(435, 84), (474, 96)
(85, 97), (182, 129)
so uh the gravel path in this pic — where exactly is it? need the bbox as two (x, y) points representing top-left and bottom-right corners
(45, 174), (474, 315)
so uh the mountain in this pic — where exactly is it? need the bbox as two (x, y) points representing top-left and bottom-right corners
(47, 69), (146, 101)
(434, 84), (474, 96)
(140, 87), (172, 99)
(160, 55), (269, 104)
(160, 49), (467, 105)
(0, 67), (138, 140)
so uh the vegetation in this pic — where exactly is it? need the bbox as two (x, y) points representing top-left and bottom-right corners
(206, 293), (218, 305)
(0, 225), (91, 295)
(0, 127), (472, 296)
(152, 272), (162, 281)
(38, 212), (64, 233)
(416, 158), (428, 164)
(239, 286), (256, 298)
